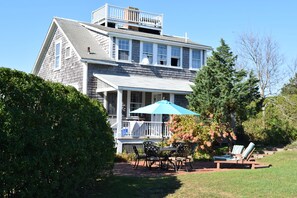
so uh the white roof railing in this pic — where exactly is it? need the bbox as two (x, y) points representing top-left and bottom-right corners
(92, 4), (163, 31)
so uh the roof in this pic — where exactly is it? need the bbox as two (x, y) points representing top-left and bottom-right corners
(55, 18), (113, 62)
(32, 17), (211, 74)
(82, 22), (212, 49)
(94, 74), (193, 94)
(32, 17), (116, 74)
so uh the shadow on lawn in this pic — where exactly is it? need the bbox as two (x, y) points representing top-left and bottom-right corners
(90, 175), (182, 198)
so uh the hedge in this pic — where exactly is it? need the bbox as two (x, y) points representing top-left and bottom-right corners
(0, 68), (115, 197)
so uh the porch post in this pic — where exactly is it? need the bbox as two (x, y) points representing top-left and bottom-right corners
(127, 90), (131, 117)
(170, 93), (174, 103)
(103, 91), (108, 110)
(116, 89), (123, 153)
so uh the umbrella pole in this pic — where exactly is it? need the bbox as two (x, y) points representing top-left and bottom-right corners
(161, 115), (164, 148)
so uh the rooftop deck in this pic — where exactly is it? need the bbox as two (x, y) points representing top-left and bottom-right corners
(92, 4), (163, 32)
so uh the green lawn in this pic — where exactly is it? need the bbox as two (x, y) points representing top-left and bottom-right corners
(93, 150), (297, 198)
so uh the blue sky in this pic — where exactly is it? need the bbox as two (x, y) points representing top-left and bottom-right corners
(1, 0), (297, 83)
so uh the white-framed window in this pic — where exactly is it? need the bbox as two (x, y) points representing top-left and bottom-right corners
(65, 45), (71, 59)
(171, 46), (181, 67)
(117, 38), (130, 61)
(141, 42), (153, 64)
(54, 40), (62, 69)
(157, 44), (167, 65)
(130, 91), (143, 112)
(191, 49), (202, 69)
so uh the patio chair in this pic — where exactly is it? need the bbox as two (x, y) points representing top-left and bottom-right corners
(214, 142), (271, 169)
(213, 144), (245, 160)
(132, 145), (146, 169)
(172, 142), (194, 171)
(144, 144), (163, 169)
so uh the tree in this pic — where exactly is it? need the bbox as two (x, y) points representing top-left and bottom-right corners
(237, 32), (284, 97)
(243, 95), (297, 145)
(0, 68), (115, 197)
(187, 39), (260, 130)
(281, 73), (297, 95)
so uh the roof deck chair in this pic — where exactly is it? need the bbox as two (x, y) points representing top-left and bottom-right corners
(214, 142), (269, 169)
(213, 144), (245, 161)
(132, 145), (146, 169)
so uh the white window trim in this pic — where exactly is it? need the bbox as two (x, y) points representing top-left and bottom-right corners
(130, 91), (143, 114)
(156, 44), (168, 66)
(54, 39), (62, 70)
(116, 38), (132, 63)
(167, 45), (171, 66)
(140, 41), (154, 65)
(64, 44), (71, 59)
(140, 43), (183, 68)
(170, 46), (183, 68)
(189, 49), (203, 70)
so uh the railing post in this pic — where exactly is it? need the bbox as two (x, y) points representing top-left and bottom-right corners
(160, 13), (164, 35)
(104, 3), (108, 27)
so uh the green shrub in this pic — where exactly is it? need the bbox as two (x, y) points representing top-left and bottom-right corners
(114, 153), (135, 162)
(243, 96), (297, 146)
(0, 68), (115, 197)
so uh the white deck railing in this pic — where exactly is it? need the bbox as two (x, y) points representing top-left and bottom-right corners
(92, 4), (163, 29)
(120, 121), (170, 138)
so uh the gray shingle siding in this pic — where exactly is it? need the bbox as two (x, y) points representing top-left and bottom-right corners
(37, 28), (84, 92)
(132, 40), (140, 63)
(87, 66), (103, 101)
(88, 29), (110, 56)
(112, 37), (116, 59)
(88, 62), (196, 81)
(182, 47), (190, 69)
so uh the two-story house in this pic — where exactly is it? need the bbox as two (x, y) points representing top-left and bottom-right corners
(32, 4), (211, 153)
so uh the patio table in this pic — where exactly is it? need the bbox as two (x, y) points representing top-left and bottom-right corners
(159, 147), (177, 171)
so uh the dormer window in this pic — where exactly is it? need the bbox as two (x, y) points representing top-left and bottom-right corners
(171, 46), (181, 67)
(142, 42), (153, 64)
(191, 49), (202, 69)
(54, 40), (62, 69)
(118, 38), (130, 61)
(157, 44), (167, 65)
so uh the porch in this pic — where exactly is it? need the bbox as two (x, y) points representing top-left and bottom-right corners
(94, 74), (192, 153)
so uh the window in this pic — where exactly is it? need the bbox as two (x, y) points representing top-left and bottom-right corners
(142, 42), (153, 64)
(107, 92), (117, 115)
(54, 41), (61, 69)
(118, 38), (130, 61)
(171, 46), (181, 67)
(65, 45), (71, 59)
(192, 49), (201, 69)
(130, 91), (142, 112)
(174, 94), (188, 108)
(157, 44), (167, 65)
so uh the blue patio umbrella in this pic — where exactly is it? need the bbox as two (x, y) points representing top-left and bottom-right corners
(130, 100), (199, 144)
(130, 100), (199, 115)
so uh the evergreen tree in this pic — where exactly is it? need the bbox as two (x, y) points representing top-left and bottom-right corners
(187, 39), (260, 129)
(281, 73), (297, 95)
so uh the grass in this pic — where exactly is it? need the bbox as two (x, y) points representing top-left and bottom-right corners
(92, 150), (297, 198)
